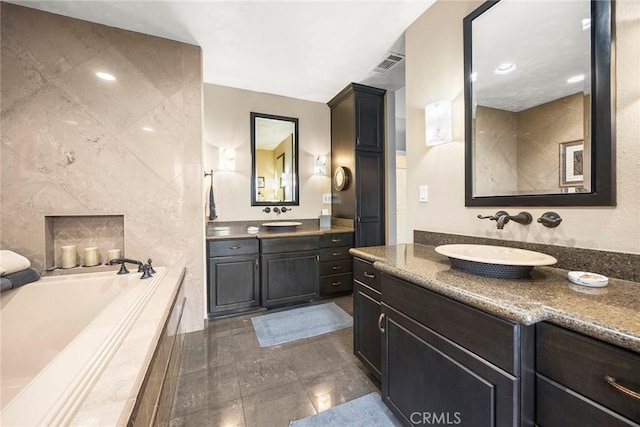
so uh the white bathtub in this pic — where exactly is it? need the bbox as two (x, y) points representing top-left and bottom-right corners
(0, 265), (182, 426)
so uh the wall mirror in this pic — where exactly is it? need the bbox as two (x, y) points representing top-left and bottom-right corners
(464, 0), (615, 206)
(251, 112), (299, 206)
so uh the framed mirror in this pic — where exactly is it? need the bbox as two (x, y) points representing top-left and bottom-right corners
(250, 112), (299, 206)
(464, 0), (615, 206)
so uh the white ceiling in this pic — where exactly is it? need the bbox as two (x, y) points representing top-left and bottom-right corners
(8, 0), (434, 103)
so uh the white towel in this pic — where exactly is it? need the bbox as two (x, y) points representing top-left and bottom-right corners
(0, 250), (31, 276)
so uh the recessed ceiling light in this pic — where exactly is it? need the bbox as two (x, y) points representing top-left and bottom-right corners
(567, 74), (585, 83)
(96, 72), (116, 81)
(142, 127), (154, 132)
(582, 18), (591, 31)
(494, 63), (516, 75)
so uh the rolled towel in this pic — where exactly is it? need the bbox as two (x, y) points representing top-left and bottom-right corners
(1, 276), (11, 292)
(0, 250), (31, 276)
(3, 267), (40, 289)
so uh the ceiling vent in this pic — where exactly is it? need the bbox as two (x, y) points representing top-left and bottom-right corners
(372, 51), (405, 73)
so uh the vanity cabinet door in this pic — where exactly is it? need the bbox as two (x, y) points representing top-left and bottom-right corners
(381, 304), (518, 427)
(353, 280), (381, 380)
(261, 250), (319, 307)
(208, 254), (260, 315)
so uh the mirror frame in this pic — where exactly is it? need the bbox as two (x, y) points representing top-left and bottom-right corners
(463, 0), (616, 207)
(250, 112), (299, 206)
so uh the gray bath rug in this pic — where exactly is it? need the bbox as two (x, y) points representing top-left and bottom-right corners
(252, 302), (352, 347)
(289, 392), (402, 427)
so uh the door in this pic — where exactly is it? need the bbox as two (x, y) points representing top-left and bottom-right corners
(353, 281), (382, 380)
(355, 91), (384, 152)
(261, 251), (319, 307)
(208, 254), (259, 314)
(356, 151), (384, 247)
(381, 304), (518, 427)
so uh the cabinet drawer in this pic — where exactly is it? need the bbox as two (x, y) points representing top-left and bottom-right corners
(353, 258), (380, 291)
(208, 239), (258, 256)
(319, 246), (352, 262)
(319, 259), (353, 276)
(319, 273), (353, 294)
(382, 274), (519, 375)
(537, 322), (640, 422)
(536, 375), (637, 426)
(320, 233), (354, 248)
(260, 236), (319, 254)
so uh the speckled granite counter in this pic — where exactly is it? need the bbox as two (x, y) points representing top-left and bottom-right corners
(350, 244), (640, 354)
(207, 220), (353, 240)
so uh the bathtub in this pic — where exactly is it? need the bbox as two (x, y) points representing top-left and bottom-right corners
(0, 265), (184, 426)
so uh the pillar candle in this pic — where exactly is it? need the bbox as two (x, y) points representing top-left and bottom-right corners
(107, 249), (121, 263)
(60, 245), (77, 269)
(84, 247), (100, 267)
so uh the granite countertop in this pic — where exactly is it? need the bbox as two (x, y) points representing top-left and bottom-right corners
(350, 244), (640, 354)
(207, 224), (354, 240)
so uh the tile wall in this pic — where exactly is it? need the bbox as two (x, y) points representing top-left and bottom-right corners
(0, 3), (205, 332)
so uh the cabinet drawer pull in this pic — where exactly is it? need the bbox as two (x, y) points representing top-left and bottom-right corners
(332, 252), (342, 256)
(255, 259), (259, 269)
(316, 255), (320, 263)
(604, 376), (640, 400)
(332, 281), (342, 286)
(331, 238), (341, 243)
(229, 245), (241, 250)
(332, 266), (341, 270)
(377, 313), (385, 333)
(364, 272), (376, 279)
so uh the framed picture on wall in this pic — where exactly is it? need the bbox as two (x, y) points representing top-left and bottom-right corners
(560, 140), (584, 188)
(257, 176), (265, 188)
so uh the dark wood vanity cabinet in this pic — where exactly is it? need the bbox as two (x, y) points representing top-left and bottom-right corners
(353, 258), (382, 380)
(319, 232), (354, 296)
(260, 236), (319, 308)
(379, 274), (534, 427)
(536, 322), (640, 426)
(328, 83), (386, 247)
(207, 239), (260, 317)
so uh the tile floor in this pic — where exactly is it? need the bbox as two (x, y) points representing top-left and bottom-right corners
(169, 295), (381, 427)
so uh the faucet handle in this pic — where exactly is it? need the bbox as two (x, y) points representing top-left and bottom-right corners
(281, 207), (291, 213)
(262, 207), (271, 213)
(537, 212), (562, 228)
(147, 259), (156, 274)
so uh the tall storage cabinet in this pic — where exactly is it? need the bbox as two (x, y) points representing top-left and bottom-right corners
(328, 83), (386, 247)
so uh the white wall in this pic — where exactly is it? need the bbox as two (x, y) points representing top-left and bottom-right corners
(405, 0), (640, 254)
(203, 84), (332, 221)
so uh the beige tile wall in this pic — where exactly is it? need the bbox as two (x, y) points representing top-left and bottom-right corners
(0, 3), (205, 332)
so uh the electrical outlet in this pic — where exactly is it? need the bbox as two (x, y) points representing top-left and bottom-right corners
(419, 185), (428, 203)
(322, 193), (332, 204)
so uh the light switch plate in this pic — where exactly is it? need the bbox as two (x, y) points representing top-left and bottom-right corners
(419, 185), (428, 203)
(322, 193), (332, 204)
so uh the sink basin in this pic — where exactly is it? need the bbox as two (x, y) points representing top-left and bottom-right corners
(435, 244), (557, 279)
(261, 221), (303, 231)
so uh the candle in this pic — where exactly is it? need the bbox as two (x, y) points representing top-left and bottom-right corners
(60, 245), (77, 269)
(84, 247), (100, 267)
(107, 249), (121, 263)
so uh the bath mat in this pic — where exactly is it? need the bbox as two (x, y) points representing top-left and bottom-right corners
(290, 392), (402, 427)
(252, 302), (352, 347)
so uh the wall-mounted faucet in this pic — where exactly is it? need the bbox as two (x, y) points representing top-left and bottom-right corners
(281, 207), (291, 213)
(477, 211), (532, 230)
(273, 207), (280, 214)
(262, 207), (271, 213)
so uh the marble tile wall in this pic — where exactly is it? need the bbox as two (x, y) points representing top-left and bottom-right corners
(0, 3), (205, 333)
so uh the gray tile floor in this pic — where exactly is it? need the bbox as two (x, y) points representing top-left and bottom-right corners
(169, 296), (380, 427)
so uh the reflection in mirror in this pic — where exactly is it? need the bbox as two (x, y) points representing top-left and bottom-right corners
(250, 112), (299, 206)
(464, 0), (615, 206)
